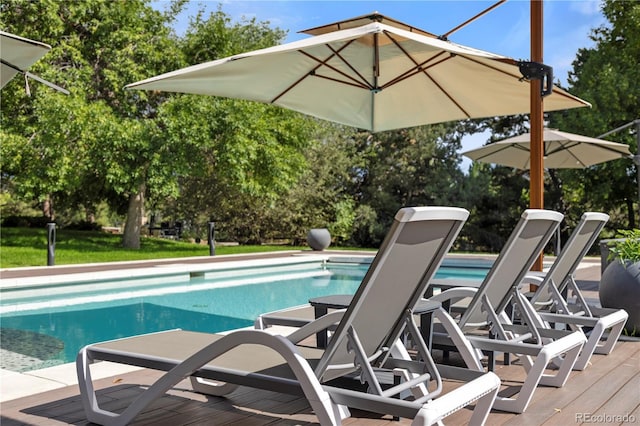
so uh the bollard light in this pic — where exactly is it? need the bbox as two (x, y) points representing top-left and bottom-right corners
(47, 223), (56, 266)
(207, 222), (215, 256)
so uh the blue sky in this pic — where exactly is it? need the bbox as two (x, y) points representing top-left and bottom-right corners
(153, 0), (607, 170)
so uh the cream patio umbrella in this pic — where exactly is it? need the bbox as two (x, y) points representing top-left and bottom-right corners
(0, 30), (68, 93)
(462, 128), (632, 169)
(126, 13), (589, 132)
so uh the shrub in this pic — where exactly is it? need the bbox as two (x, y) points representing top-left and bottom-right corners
(1, 215), (51, 228)
(607, 229), (640, 263)
(64, 221), (102, 231)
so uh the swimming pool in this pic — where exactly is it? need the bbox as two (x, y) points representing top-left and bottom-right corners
(0, 256), (490, 372)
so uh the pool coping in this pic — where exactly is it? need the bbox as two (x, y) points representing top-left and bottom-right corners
(0, 250), (382, 288)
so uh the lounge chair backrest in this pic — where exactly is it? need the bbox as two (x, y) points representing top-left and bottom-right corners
(316, 206), (469, 381)
(530, 212), (609, 305)
(459, 209), (563, 329)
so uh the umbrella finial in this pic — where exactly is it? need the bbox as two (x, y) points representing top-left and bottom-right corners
(368, 12), (384, 22)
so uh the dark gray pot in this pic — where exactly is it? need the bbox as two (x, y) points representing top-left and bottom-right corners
(307, 228), (331, 251)
(599, 259), (640, 334)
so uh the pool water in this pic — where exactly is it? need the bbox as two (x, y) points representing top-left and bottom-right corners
(0, 260), (488, 372)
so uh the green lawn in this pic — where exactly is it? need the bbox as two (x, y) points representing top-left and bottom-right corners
(0, 227), (306, 268)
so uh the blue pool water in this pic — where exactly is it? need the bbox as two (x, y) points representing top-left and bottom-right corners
(0, 259), (489, 371)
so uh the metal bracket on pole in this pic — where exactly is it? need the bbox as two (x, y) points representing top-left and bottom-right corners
(207, 222), (215, 256)
(47, 223), (56, 266)
(518, 61), (554, 97)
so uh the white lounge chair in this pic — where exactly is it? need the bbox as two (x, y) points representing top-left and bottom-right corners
(77, 206), (500, 426)
(429, 209), (586, 414)
(523, 212), (628, 370)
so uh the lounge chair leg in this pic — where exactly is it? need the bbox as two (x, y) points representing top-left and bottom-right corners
(410, 371), (500, 425)
(595, 315), (627, 354)
(190, 377), (238, 396)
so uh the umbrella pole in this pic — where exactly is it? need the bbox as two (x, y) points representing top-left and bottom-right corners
(530, 0), (545, 277)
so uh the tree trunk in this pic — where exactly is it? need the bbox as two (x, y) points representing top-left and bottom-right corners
(122, 184), (145, 249)
(85, 205), (96, 223)
(627, 198), (636, 229)
(43, 196), (54, 221)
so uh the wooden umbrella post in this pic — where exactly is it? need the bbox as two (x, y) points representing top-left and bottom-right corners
(530, 0), (545, 278)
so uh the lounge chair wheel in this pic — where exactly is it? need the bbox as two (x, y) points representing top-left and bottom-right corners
(190, 377), (239, 396)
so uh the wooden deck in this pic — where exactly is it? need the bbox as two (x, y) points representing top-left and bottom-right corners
(1, 257), (639, 425)
(0, 339), (638, 425)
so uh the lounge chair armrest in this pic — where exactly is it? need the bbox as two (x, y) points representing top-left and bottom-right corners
(467, 330), (585, 356)
(466, 335), (547, 356)
(428, 287), (478, 303)
(435, 364), (487, 382)
(538, 312), (600, 327)
(286, 309), (346, 344)
(520, 273), (544, 288)
(381, 358), (429, 375)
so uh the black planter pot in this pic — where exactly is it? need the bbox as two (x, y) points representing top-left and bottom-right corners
(599, 259), (640, 334)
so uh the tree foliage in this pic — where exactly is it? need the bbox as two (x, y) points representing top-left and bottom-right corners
(342, 124), (466, 246)
(548, 0), (639, 231)
(1, 0), (186, 247)
(1, 0), (313, 248)
(2, 0), (638, 254)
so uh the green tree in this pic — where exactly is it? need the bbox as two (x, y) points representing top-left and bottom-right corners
(461, 162), (529, 251)
(153, 9), (315, 244)
(267, 122), (360, 245)
(1, 0), (187, 248)
(548, 0), (640, 230)
(346, 124), (465, 246)
(1, 1), (315, 249)
(161, 94), (314, 244)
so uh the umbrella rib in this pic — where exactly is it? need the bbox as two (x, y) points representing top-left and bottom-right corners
(377, 31), (472, 117)
(310, 73), (374, 90)
(299, 49), (372, 89)
(1, 58), (25, 73)
(544, 141), (578, 156)
(422, 71), (471, 118)
(546, 141), (630, 167)
(271, 40), (370, 103)
(326, 44), (375, 90)
(379, 30), (447, 89)
(1, 58), (69, 94)
(553, 142), (589, 167)
(458, 55), (522, 80)
(474, 143), (521, 161)
(381, 52), (450, 89)
(296, 44), (373, 87)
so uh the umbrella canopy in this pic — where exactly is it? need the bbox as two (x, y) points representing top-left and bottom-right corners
(0, 30), (51, 88)
(0, 30), (68, 94)
(126, 13), (589, 132)
(462, 128), (632, 169)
